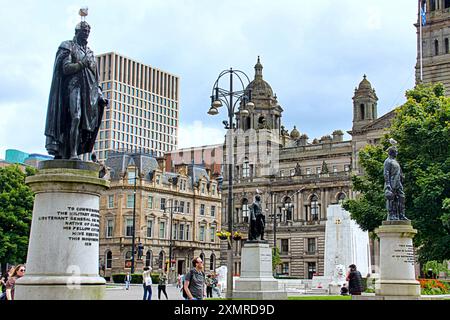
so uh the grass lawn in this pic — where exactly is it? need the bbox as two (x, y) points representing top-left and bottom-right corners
(288, 296), (352, 300)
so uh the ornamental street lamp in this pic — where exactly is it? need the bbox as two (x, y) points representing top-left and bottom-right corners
(164, 199), (179, 284)
(128, 157), (139, 274)
(207, 68), (253, 298)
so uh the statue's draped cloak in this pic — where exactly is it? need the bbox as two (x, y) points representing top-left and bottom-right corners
(45, 40), (104, 158)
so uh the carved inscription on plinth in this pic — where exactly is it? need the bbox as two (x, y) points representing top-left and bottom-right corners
(391, 244), (415, 266)
(38, 206), (100, 247)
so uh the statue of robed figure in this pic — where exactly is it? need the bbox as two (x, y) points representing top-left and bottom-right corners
(45, 19), (108, 160)
(248, 195), (266, 241)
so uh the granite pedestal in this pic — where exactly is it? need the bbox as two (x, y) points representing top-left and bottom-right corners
(233, 241), (287, 300)
(15, 160), (109, 300)
(374, 221), (421, 300)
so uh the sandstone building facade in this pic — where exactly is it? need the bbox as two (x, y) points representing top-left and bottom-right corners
(99, 151), (221, 279)
(220, 59), (392, 278)
(416, 0), (450, 94)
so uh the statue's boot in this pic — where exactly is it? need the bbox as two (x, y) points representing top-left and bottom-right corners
(398, 214), (409, 221)
(388, 213), (399, 221)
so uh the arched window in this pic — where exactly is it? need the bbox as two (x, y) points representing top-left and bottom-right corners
(124, 251), (132, 268)
(283, 197), (293, 221)
(337, 193), (346, 204)
(360, 104), (365, 120)
(435, 39), (439, 56)
(310, 195), (319, 221)
(242, 158), (250, 178)
(145, 251), (152, 267)
(106, 251), (112, 269)
(210, 254), (216, 271)
(242, 199), (249, 223)
(159, 251), (165, 270)
(200, 253), (205, 267)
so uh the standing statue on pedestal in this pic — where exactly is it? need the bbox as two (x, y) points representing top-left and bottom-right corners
(384, 144), (408, 221)
(248, 194), (266, 241)
(45, 13), (108, 160)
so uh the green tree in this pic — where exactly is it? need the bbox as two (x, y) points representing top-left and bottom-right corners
(0, 165), (36, 266)
(272, 247), (282, 274)
(343, 84), (450, 263)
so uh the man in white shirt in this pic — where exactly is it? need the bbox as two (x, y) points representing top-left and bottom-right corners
(142, 266), (153, 300)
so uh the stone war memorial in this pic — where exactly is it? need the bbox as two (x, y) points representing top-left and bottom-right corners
(233, 193), (287, 300)
(15, 9), (110, 300)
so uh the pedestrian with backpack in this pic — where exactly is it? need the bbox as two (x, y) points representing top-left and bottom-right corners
(183, 257), (205, 300)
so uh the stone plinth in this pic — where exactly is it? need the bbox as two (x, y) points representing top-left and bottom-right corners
(15, 160), (109, 300)
(233, 241), (287, 300)
(374, 221), (421, 299)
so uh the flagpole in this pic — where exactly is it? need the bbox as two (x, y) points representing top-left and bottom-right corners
(419, 0), (424, 82)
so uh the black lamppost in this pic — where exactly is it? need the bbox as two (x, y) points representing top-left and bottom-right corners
(128, 157), (138, 274)
(207, 68), (254, 298)
(163, 199), (179, 284)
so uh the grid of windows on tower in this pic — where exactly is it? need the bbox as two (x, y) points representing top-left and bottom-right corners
(89, 53), (180, 162)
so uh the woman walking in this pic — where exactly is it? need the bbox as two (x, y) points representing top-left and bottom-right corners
(158, 272), (169, 300)
(5, 265), (25, 300)
(142, 266), (153, 300)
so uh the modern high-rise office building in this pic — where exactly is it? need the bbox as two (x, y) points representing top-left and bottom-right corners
(83, 52), (180, 162)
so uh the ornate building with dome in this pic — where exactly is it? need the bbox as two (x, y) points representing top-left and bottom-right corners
(220, 58), (394, 279)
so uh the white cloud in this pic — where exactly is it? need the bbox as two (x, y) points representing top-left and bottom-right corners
(0, 0), (418, 155)
(178, 121), (224, 149)
(367, 6), (382, 30)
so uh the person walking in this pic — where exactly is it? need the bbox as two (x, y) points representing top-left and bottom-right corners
(5, 265), (25, 300)
(176, 274), (182, 289)
(346, 264), (363, 296)
(158, 272), (169, 300)
(142, 266), (153, 300)
(211, 272), (222, 298)
(0, 265), (14, 300)
(124, 272), (131, 290)
(205, 274), (213, 298)
(183, 257), (206, 300)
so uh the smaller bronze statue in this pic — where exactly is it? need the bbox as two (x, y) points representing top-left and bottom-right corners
(294, 163), (301, 176)
(248, 195), (266, 241)
(384, 145), (408, 221)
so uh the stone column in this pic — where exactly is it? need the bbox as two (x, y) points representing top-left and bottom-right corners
(374, 221), (420, 299)
(15, 160), (109, 300)
(320, 190), (326, 220)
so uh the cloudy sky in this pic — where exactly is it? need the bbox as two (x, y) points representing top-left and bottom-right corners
(0, 0), (419, 159)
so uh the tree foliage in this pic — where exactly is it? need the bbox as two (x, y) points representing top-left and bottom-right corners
(272, 247), (282, 272)
(0, 165), (36, 265)
(343, 84), (450, 263)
